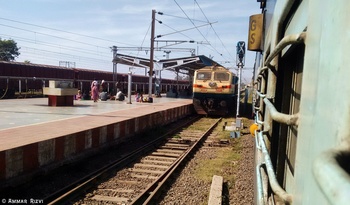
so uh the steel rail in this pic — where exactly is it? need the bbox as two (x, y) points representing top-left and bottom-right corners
(45, 115), (201, 204)
(134, 117), (222, 204)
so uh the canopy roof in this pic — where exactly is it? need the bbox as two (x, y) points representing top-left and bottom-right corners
(113, 53), (220, 75)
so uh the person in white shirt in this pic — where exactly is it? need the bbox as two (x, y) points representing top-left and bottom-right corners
(116, 90), (125, 101)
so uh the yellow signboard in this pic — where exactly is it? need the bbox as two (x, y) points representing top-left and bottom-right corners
(248, 14), (263, 51)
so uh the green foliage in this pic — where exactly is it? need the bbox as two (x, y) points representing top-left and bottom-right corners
(194, 147), (240, 183)
(0, 38), (20, 61)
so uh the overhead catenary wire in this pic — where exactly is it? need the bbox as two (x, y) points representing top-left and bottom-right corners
(156, 21), (217, 39)
(0, 1), (241, 74)
(194, 0), (235, 61)
(158, 12), (209, 24)
(173, 0), (211, 45)
(0, 17), (147, 69)
(20, 46), (111, 64)
(0, 33), (111, 57)
(0, 18), (141, 71)
(156, 21), (194, 40)
(0, 17), (133, 46)
(0, 23), (112, 49)
(173, 0), (229, 62)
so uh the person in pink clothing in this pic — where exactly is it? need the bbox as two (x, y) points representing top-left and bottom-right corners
(91, 80), (99, 102)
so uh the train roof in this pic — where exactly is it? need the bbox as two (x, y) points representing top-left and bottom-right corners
(113, 53), (221, 75)
(0, 60), (133, 75)
(0, 60), (71, 70)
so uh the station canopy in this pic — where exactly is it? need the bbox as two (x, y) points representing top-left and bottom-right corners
(113, 53), (221, 76)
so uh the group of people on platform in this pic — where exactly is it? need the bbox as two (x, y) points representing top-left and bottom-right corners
(75, 79), (125, 102)
(75, 79), (161, 103)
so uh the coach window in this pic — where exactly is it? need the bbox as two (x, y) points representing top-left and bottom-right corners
(214, 72), (229, 81)
(197, 72), (211, 80)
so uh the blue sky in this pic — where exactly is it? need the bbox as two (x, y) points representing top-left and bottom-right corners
(0, 0), (261, 82)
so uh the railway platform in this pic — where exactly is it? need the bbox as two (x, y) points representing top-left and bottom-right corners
(0, 96), (194, 187)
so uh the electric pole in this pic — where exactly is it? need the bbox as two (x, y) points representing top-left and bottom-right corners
(149, 9), (156, 100)
(111, 46), (118, 94)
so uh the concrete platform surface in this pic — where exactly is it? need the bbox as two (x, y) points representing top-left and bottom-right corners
(0, 96), (189, 131)
(0, 96), (194, 184)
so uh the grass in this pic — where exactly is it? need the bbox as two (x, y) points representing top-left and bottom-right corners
(186, 117), (219, 132)
(192, 117), (248, 187)
(194, 146), (241, 184)
(172, 117), (246, 184)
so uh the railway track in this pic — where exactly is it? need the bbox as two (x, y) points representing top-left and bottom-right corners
(45, 117), (221, 205)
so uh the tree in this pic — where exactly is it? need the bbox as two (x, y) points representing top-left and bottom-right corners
(0, 38), (20, 61)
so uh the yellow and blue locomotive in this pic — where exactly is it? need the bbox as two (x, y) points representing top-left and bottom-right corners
(192, 65), (238, 115)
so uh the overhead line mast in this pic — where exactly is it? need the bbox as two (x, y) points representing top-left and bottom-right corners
(149, 9), (156, 99)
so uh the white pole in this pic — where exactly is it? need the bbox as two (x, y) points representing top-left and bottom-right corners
(19, 80), (22, 94)
(235, 41), (245, 118)
(236, 63), (242, 117)
(148, 10), (156, 99)
(127, 71), (132, 104)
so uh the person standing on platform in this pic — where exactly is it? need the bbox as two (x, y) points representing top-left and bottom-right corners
(91, 79), (99, 102)
(101, 80), (107, 92)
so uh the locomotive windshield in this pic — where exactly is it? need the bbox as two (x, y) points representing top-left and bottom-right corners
(196, 72), (211, 80)
(214, 72), (229, 81)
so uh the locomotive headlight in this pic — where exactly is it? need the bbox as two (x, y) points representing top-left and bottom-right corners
(219, 101), (227, 107)
(208, 82), (217, 87)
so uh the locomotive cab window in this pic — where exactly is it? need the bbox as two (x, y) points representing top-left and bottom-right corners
(214, 72), (229, 81)
(196, 72), (211, 80)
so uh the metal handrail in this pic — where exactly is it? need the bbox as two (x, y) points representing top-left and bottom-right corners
(253, 10), (306, 205)
(263, 98), (299, 126)
(265, 32), (307, 68)
(255, 129), (261, 150)
(256, 163), (266, 204)
(258, 66), (269, 76)
(313, 146), (350, 205)
(256, 90), (266, 98)
(258, 131), (293, 204)
(254, 91), (299, 126)
(255, 111), (264, 125)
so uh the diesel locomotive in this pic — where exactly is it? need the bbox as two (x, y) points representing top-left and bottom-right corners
(192, 65), (238, 115)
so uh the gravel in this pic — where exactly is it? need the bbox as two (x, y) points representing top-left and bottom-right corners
(157, 118), (255, 205)
(2, 117), (255, 205)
